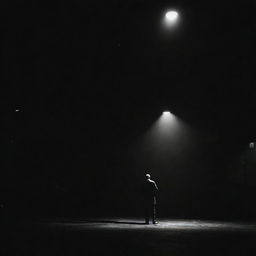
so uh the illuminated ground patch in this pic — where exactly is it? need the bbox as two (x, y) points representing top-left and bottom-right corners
(46, 218), (256, 232)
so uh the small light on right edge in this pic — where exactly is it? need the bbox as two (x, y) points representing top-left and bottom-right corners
(249, 142), (255, 149)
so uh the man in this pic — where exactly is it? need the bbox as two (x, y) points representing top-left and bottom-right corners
(142, 173), (158, 224)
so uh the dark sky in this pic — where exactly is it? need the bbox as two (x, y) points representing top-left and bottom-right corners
(1, 1), (255, 130)
(1, 0), (256, 216)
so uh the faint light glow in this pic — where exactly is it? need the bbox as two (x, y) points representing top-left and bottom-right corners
(161, 111), (174, 122)
(138, 109), (193, 171)
(157, 110), (177, 135)
(165, 11), (179, 22)
(249, 142), (255, 149)
(15, 109), (20, 112)
(162, 10), (180, 29)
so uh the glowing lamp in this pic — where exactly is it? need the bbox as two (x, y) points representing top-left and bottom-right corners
(165, 11), (179, 22)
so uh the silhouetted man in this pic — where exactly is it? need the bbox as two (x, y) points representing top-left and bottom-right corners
(142, 173), (158, 224)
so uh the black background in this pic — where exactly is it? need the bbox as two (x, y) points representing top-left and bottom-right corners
(1, 0), (256, 220)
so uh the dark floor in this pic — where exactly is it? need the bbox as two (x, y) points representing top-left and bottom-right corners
(3, 218), (256, 256)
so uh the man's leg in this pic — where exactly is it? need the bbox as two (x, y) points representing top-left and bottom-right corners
(152, 200), (157, 224)
(145, 203), (150, 224)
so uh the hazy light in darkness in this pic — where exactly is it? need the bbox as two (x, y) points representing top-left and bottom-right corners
(158, 111), (176, 133)
(163, 111), (171, 116)
(162, 10), (180, 29)
(140, 111), (180, 149)
(165, 11), (179, 22)
(135, 109), (195, 181)
(249, 142), (255, 149)
(162, 111), (173, 121)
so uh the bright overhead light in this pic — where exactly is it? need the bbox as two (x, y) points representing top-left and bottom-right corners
(163, 111), (171, 116)
(165, 11), (179, 22)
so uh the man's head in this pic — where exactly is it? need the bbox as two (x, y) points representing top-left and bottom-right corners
(146, 174), (151, 180)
